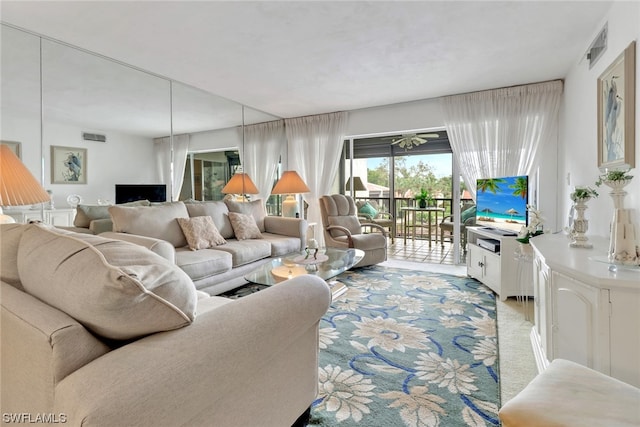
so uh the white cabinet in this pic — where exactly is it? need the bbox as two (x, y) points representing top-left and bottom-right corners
(4, 208), (75, 227)
(467, 226), (522, 300)
(531, 233), (640, 387)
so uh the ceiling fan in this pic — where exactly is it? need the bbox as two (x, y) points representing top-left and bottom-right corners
(388, 133), (439, 149)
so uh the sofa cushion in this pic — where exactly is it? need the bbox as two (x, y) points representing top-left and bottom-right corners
(175, 248), (232, 281)
(74, 200), (150, 228)
(109, 201), (189, 248)
(261, 233), (303, 257)
(0, 223), (27, 290)
(185, 201), (235, 239)
(225, 199), (267, 232)
(17, 224), (197, 340)
(228, 212), (263, 240)
(212, 239), (272, 267)
(177, 216), (227, 250)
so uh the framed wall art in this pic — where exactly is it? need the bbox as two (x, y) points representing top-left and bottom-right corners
(1, 141), (21, 158)
(597, 40), (635, 170)
(51, 145), (87, 184)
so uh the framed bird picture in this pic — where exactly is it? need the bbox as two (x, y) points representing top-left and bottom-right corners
(51, 145), (87, 184)
(597, 40), (635, 170)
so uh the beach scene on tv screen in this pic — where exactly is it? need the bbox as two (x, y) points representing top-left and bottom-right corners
(476, 176), (528, 232)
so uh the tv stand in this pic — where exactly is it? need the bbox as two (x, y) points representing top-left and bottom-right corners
(467, 226), (529, 300)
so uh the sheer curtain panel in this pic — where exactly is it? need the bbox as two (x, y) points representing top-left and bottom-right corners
(240, 120), (286, 202)
(154, 134), (190, 201)
(441, 80), (562, 196)
(285, 112), (348, 246)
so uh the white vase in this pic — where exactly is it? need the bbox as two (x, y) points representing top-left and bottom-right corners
(608, 209), (639, 265)
(602, 179), (639, 265)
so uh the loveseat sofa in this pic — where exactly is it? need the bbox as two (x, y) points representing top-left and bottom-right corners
(69, 199), (308, 295)
(1, 223), (331, 426)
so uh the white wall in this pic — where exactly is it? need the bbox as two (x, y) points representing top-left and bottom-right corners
(42, 121), (157, 207)
(560, 1), (639, 238)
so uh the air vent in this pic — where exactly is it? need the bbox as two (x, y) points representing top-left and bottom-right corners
(82, 132), (106, 143)
(587, 23), (607, 69)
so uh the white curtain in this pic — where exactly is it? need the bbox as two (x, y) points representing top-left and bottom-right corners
(154, 134), (190, 201)
(240, 120), (286, 202)
(286, 111), (348, 246)
(440, 80), (563, 198)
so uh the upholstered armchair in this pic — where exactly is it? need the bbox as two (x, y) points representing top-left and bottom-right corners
(440, 203), (476, 251)
(355, 199), (395, 243)
(320, 194), (387, 267)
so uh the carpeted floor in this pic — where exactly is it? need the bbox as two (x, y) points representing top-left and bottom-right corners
(308, 265), (500, 426)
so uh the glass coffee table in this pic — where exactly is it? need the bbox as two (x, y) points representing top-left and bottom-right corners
(244, 247), (364, 298)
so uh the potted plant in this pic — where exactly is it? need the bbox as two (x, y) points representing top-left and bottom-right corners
(595, 168), (633, 187)
(570, 186), (598, 202)
(414, 188), (432, 208)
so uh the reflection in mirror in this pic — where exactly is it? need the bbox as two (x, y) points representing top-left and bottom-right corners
(172, 81), (281, 201)
(41, 39), (171, 207)
(0, 25), (42, 183)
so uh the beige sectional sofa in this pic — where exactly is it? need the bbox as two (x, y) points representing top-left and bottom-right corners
(1, 222), (331, 426)
(69, 199), (308, 295)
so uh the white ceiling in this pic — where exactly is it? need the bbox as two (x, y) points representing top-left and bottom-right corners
(1, 1), (612, 120)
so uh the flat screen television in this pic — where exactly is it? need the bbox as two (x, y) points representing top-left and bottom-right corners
(475, 175), (528, 235)
(115, 184), (167, 204)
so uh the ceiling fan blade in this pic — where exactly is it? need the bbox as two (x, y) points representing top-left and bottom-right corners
(417, 133), (439, 138)
(413, 137), (427, 144)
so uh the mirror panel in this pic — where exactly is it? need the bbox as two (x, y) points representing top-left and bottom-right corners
(41, 39), (171, 206)
(1, 25), (42, 180)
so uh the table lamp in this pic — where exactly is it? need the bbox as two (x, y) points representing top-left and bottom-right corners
(271, 171), (310, 218)
(345, 176), (367, 193)
(221, 172), (260, 201)
(0, 144), (51, 224)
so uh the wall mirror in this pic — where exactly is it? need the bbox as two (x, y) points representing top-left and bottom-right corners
(1, 22), (281, 209)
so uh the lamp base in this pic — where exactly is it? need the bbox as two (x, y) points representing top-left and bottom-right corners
(282, 195), (299, 218)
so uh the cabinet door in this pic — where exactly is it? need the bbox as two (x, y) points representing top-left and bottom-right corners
(467, 245), (484, 279)
(550, 271), (609, 373)
(533, 257), (550, 356)
(46, 210), (74, 227)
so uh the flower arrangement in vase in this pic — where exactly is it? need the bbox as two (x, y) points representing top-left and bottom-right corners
(516, 204), (544, 245)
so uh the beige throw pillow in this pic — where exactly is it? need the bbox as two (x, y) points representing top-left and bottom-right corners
(228, 212), (263, 240)
(177, 216), (226, 250)
(224, 199), (267, 232)
(17, 224), (197, 340)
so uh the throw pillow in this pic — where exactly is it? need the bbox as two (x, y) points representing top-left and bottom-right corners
(109, 201), (189, 248)
(358, 202), (378, 219)
(17, 224), (197, 340)
(227, 212), (263, 240)
(74, 200), (150, 228)
(177, 216), (226, 250)
(461, 206), (477, 223)
(185, 201), (235, 239)
(224, 199), (267, 232)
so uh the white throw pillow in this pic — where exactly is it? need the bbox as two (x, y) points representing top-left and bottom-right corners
(225, 199), (267, 232)
(177, 216), (227, 250)
(228, 212), (263, 240)
(17, 224), (197, 340)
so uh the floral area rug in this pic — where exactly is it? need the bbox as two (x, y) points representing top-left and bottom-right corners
(309, 266), (500, 427)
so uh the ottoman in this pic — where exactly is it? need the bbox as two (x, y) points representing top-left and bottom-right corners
(499, 359), (640, 427)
